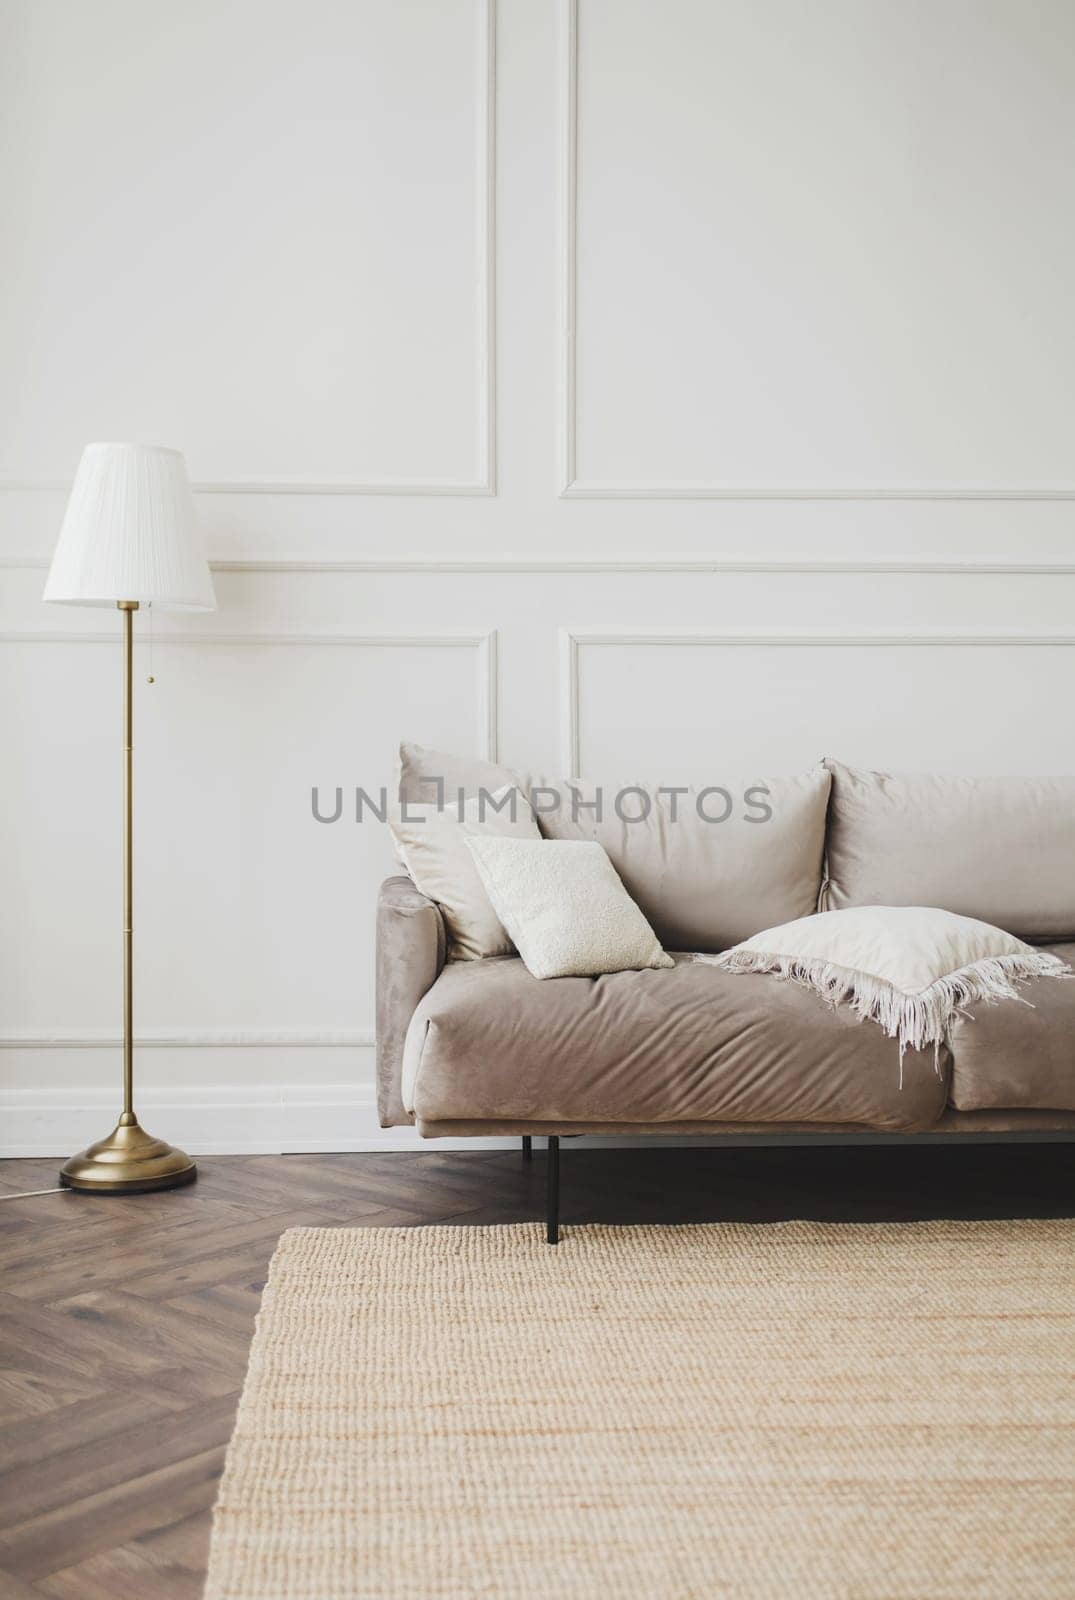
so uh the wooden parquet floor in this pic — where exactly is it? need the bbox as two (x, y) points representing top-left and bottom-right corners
(0, 1142), (1071, 1599)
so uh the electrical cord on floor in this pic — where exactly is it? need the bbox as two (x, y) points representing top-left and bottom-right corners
(0, 1187), (66, 1200)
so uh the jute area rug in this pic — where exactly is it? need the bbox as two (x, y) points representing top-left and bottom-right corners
(205, 1220), (1074, 1599)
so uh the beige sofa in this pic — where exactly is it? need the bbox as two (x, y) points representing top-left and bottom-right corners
(377, 749), (1075, 1241)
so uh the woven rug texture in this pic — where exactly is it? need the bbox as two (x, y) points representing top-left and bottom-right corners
(205, 1219), (1075, 1599)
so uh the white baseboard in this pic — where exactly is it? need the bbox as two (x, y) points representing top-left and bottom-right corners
(6, 1085), (1071, 1160)
(0, 1083), (516, 1157)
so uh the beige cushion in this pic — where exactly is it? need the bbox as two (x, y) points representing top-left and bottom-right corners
(532, 771), (831, 952)
(397, 741), (528, 805)
(388, 786), (539, 961)
(825, 758), (1075, 940)
(948, 941), (1075, 1112)
(465, 836), (673, 980)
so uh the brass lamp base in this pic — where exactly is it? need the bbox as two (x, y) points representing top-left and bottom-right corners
(60, 1114), (197, 1194)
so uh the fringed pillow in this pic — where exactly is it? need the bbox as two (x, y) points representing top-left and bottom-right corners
(697, 906), (1070, 1071)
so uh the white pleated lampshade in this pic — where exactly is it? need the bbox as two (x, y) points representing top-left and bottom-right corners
(44, 443), (216, 612)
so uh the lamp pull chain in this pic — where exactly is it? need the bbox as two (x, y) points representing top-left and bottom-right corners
(146, 601), (155, 684)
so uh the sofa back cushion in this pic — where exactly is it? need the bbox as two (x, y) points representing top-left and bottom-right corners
(397, 741), (528, 805)
(824, 758), (1075, 940)
(532, 770), (831, 952)
(388, 784), (539, 961)
(397, 745), (831, 953)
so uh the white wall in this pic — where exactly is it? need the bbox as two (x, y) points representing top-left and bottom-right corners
(2, 0), (1073, 1155)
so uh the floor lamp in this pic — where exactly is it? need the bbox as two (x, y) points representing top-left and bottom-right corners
(44, 443), (216, 1192)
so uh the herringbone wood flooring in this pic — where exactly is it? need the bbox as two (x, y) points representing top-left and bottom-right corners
(0, 1144), (1071, 1599)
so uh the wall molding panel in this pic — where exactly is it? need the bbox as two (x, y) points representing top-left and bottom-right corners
(0, 0), (496, 499)
(557, 0), (1075, 502)
(0, 628), (498, 1081)
(559, 626), (1075, 775)
(0, 626), (500, 762)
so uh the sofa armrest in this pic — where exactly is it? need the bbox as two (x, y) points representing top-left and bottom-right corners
(376, 875), (446, 1127)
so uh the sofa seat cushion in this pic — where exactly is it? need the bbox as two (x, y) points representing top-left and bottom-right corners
(403, 955), (948, 1133)
(948, 942), (1075, 1111)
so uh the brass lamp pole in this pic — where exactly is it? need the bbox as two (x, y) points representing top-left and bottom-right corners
(60, 601), (196, 1192)
(44, 444), (215, 1194)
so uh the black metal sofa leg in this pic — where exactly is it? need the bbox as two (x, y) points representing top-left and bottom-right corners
(522, 1135), (532, 1163)
(546, 1136), (560, 1245)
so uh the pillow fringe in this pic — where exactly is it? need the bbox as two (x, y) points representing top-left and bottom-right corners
(697, 948), (1071, 1065)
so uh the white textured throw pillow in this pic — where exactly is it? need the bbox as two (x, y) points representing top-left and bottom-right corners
(464, 837), (674, 980)
(699, 906), (1070, 1062)
(388, 786), (539, 961)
